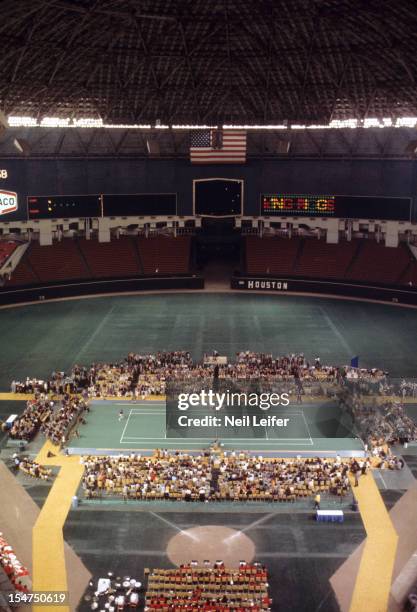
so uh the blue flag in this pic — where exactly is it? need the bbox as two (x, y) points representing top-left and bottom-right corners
(350, 356), (359, 368)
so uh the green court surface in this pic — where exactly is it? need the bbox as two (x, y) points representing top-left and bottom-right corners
(67, 399), (363, 454)
(0, 293), (417, 394)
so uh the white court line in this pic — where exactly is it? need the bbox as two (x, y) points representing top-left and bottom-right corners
(130, 409), (165, 412)
(264, 412), (313, 445)
(319, 305), (354, 356)
(123, 410), (313, 444)
(115, 402), (165, 406)
(119, 440), (313, 445)
(119, 409), (133, 444)
(130, 412), (166, 416)
(73, 304), (115, 362)
(129, 412), (304, 417)
(121, 436), (312, 441)
(300, 411), (314, 446)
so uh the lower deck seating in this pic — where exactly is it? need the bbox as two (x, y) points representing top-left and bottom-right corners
(4, 258), (38, 286)
(399, 259), (417, 286)
(346, 240), (412, 284)
(245, 236), (301, 276)
(4, 235), (193, 286)
(245, 236), (415, 286)
(294, 238), (358, 279)
(138, 236), (191, 274)
(26, 239), (89, 282)
(145, 564), (272, 611)
(78, 236), (141, 278)
(0, 241), (18, 267)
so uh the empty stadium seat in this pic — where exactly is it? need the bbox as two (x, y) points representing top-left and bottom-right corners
(245, 236), (301, 276)
(346, 240), (412, 284)
(246, 236), (414, 286)
(400, 260), (417, 286)
(25, 239), (90, 283)
(4, 259), (39, 286)
(4, 235), (193, 286)
(138, 236), (191, 275)
(294, 238), (358, 279)
(0, 240), (18, 268)
(78, 236), (141, 278)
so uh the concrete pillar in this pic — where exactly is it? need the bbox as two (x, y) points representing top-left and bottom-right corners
(326, 219), (340, 244)
(98, 217), (111, 242)
(385, 221), (399, 247)
(38, 220), (53, 245)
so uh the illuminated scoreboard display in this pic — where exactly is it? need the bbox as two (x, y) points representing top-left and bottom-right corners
(28, 195), (102, 219)
(262, 194), (336, 216)
(261, 193), (411, 221)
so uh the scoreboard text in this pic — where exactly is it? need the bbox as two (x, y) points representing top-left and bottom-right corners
(261, 193), (411, 221)
(262, 194), (336, 216)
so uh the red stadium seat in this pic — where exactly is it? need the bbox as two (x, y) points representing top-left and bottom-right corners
(137, 236), (191, 275)
(78, 236), (141, 278)
(25, 239), (90, 283)
(294, 238), (358, 279)
(245, 236), (301, 276)
(345, 240), (412, 284)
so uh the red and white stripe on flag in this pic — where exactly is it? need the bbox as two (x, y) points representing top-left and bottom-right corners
(190, 129), (247, 164)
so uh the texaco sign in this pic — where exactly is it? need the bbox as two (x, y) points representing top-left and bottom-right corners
(0, 190), (18, 215)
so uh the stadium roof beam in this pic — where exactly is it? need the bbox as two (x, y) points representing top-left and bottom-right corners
(2, 1), (417, 123)
(177, 20), (202, 120)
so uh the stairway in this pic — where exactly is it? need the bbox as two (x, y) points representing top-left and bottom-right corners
(345, 240), (363, 277)
(210, 467), (221, 493)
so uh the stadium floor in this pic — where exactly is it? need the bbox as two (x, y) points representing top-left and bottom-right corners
(65, 505), (366, 612)
(0, 292), (414, 611)
(1, 292), (417, 394)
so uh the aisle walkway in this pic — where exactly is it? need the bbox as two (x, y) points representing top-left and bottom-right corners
(32, 441), (85, 612)
(349, 471), (398, 612)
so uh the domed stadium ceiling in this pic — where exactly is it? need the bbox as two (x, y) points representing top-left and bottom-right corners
(1, 0), (417, 158)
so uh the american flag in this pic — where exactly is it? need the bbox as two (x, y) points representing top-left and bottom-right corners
(190, 129), (247, 164)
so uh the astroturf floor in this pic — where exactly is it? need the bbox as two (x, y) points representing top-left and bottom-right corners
(65, 507), (365, 612)
(0, 292), (417, 392)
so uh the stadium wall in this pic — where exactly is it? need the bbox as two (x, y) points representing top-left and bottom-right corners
(0, 276), (205, 306)
(1, 158), (417, 220)
(231, 276), (417, 306)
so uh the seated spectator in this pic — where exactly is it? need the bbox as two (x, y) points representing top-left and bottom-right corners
(81, 451), (352, 502)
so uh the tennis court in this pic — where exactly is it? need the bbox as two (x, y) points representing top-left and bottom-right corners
(68, 398), (364, 455)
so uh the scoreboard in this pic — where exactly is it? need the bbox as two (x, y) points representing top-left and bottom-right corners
(261, 193), (411, 221)
(103, 193), (177, 216)
(262, 194), (335, 216)
(27, 193), (177, 219)
(27, 195), (102, 219)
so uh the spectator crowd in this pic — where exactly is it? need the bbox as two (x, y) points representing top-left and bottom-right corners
(11, 350), (388, 401)
(8, 350), (416, 453)
(80, 451), (356, 502)
(7, 398), (53, 441)
(340, 391), (417, 449)
(0, 532), (30, 593)
(16, 457), (52, 480)
(6, 394), (88, 446)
